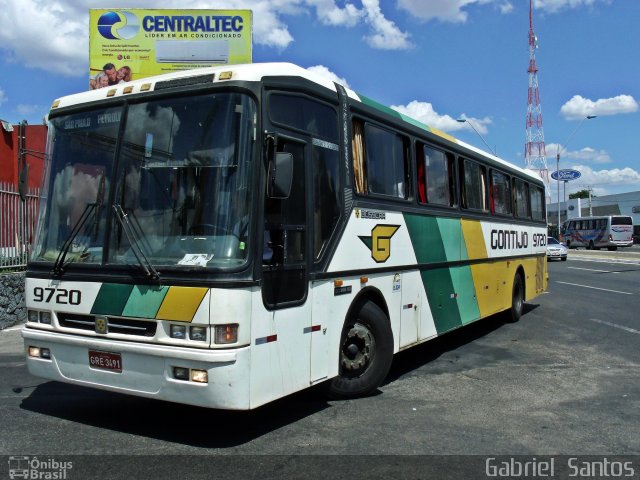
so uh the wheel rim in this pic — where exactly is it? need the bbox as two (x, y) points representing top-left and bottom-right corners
(340, 322), (376, 377)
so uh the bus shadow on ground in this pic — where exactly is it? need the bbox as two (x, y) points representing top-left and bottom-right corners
(19, 305), (538, 448)
(384, 305), (540, 384)
(19, 379), (330, 449)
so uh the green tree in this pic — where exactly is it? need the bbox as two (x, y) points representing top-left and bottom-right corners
(569, 189), (594, 200)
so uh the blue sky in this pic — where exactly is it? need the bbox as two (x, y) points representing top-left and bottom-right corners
(0, 0), (638, 198)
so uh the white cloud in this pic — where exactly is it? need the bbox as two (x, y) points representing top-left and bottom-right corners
(0, 87), (6, 106)
(306, 0), (362, 26)
(306, 65), (350, 88)
(560, 95), (639, 120)
(390, 100), (492, 134)
(362, 0), (413, 50)
(0, 0), (412, 76)
(16, 104), (44, 116)
(397, 0), (511, 23)
(499, 2), (514, 14)
(547, 164), (640, 197)
(547, 143), (612, 164)
(533, 0), (612, 14)
(567, 164), (640, 196)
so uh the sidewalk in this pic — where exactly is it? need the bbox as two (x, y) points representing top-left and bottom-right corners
(568, 248), (640, 264)
(0, 325), (24, 356)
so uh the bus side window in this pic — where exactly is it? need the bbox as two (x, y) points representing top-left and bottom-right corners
(352, 120), (367, 194)
(418, 144), (455, 207)
(490, 170), (512, 215)
(459, 158), (488, 212)
(513, 179), (530, 219)
(364, 123), (408, 199)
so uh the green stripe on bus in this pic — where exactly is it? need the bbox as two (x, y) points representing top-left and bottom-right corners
(121, 285), (169, 319)
(450, 266), (481, 325)
(90, 283), (134, 316)
(421, 268), (461, 334)
(404, 214), (448, 264)
(437, 217), (467, 262)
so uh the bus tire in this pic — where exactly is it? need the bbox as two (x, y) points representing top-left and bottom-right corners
(505, 272), (524, 323)
(608, 246), (617, 251)
(566, 241), (571, 249)
(588, 240), (594, 250)
(325, 301), (394, 399)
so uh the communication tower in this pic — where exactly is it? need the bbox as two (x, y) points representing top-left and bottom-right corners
(524, 0), (548, 184)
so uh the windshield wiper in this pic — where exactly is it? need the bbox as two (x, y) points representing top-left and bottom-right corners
(53, 202), (97, 275)
(112, 204), (160, 281)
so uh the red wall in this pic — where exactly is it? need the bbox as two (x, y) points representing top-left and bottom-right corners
(0, 124), (47, 189)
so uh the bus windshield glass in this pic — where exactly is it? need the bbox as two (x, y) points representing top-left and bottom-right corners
(33, 92), (257, 271)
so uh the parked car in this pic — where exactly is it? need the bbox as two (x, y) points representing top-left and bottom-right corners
(547, 237), (568, 261)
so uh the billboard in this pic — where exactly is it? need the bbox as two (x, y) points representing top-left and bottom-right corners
(89, 9), (252, 89)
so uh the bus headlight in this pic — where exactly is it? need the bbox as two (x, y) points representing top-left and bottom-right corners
(40, 312), (52, 325)
(170, 324), (187, 340)
(189, 326), (207, 342)
(27, 310), (39, 323)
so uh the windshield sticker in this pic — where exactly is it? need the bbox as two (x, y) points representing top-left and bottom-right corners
(177, 254), (213, 266)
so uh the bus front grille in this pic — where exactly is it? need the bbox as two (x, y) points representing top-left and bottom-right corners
(58, 314), (157, 337)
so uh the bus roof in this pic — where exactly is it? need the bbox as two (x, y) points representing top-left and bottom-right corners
(52, 62), (540, 183)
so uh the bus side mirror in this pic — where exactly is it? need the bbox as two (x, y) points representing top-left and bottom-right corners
(268, 152), (293, 199)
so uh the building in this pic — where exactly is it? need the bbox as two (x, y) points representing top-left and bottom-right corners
(0, 120), (47, 190)
(548, 190), (640, 227)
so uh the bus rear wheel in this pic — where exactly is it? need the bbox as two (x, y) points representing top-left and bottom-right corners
(505, 273), (524, 323)
(325, 301), (393, 399)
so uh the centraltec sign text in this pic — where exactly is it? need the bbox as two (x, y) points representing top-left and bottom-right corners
(142, 15), (245, 33)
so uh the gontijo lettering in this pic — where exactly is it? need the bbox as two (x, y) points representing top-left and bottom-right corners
(143, 15), (244, 33)
(490, 229), (529, 250)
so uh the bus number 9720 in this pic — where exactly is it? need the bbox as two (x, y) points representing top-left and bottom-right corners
(33, 287), (82, 305)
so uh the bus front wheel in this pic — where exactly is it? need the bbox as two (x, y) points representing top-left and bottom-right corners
(325, 301), (393, 399)
(506, 273), (524, 323)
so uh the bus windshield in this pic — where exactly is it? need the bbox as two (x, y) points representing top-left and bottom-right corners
(33, 92), (257, 271)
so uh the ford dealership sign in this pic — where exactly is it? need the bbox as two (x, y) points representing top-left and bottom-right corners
(551, 169), (581, 181)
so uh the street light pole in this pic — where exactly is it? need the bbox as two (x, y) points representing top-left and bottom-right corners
(456, 118), (496, 156)
(555, 115), (596, 229)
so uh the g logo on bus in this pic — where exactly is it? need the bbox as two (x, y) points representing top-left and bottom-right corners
(95, 317), (109, 335)
(359, 225), (400, 263)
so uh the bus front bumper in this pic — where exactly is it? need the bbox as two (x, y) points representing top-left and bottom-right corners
(22, 327), (251, 409)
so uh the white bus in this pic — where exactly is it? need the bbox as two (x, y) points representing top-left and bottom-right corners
(23, 63), (547, 409)
(560, 215), (633, 250)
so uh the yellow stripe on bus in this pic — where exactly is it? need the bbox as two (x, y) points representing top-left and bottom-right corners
(461, 219), (488, 260)
(155, 286), (208, 322)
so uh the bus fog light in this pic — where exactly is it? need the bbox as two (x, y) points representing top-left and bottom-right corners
(214, 324), (238, 344)
(40, 348), (51, 359)
(28, 346), (41, 358)
(191, 369), (208, 383)
(170, 324), (187, 339)
(27, 310), (39, 323)
(173, 367), (189, 381)
(40, 312), (52, 325)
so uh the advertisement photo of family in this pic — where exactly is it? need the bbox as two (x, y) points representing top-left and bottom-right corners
(89, 63), (132, 89)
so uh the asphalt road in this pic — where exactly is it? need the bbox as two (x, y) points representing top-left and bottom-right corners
(1, 250), (639, 478)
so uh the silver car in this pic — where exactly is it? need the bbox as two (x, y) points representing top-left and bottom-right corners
(547, 237), (568, 261)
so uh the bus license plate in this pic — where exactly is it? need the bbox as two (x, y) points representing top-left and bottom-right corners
(88, 350), (122, 373)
